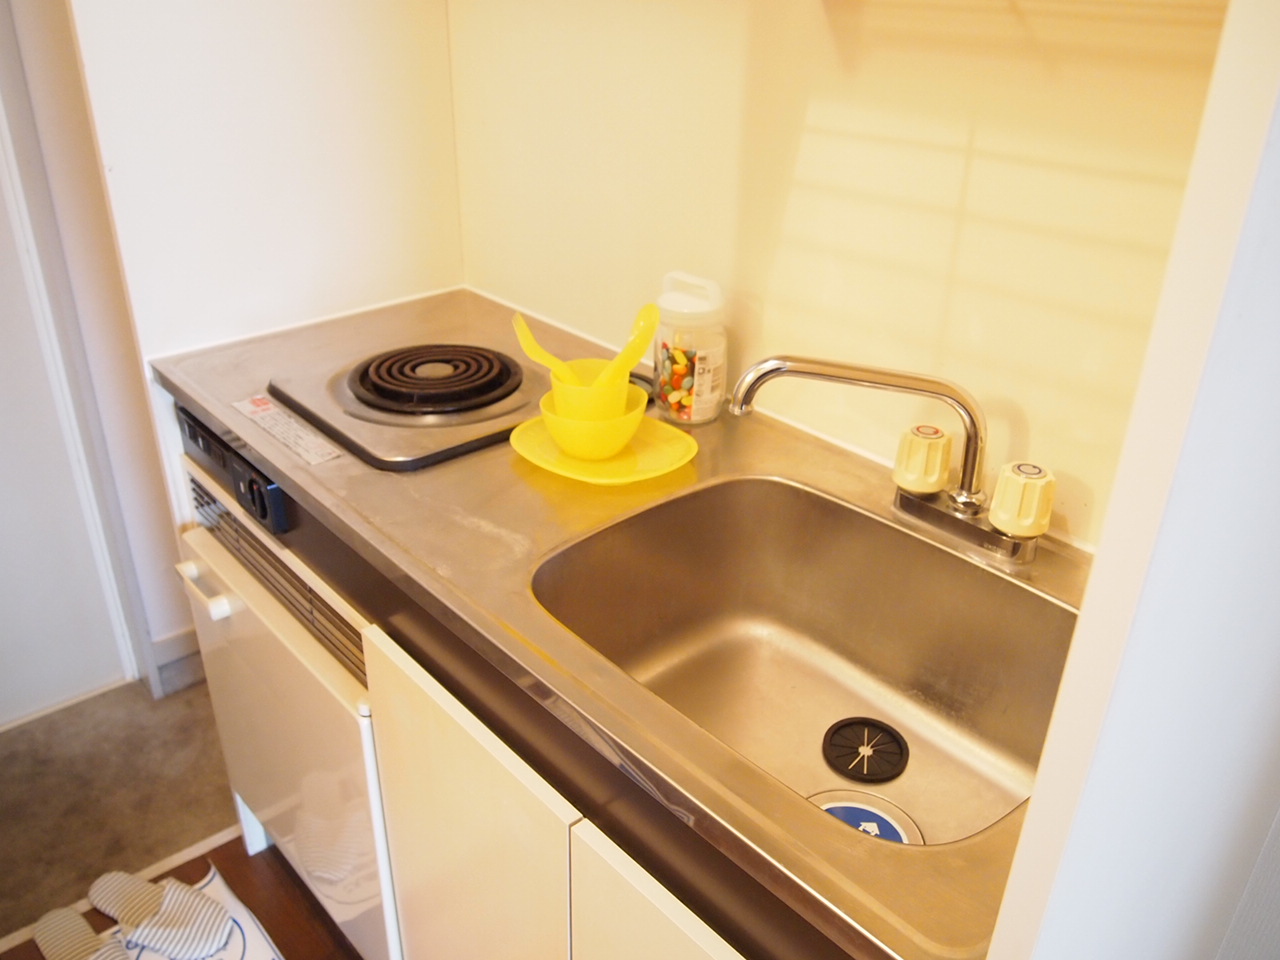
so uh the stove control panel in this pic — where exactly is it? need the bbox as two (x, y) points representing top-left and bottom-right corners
(178, 406), (292, 535)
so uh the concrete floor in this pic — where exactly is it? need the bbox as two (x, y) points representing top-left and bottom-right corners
(0, 681), (237, 937)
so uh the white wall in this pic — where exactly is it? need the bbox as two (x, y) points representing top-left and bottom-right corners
(451, 0), (749, 323)
(449, 0), (1224, 548)
(990, 0), (1280, 955)
(66, 0), (463, 360)
(0, 3), (127, 726)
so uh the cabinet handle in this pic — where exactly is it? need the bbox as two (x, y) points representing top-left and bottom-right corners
(175, 560), (237, 621)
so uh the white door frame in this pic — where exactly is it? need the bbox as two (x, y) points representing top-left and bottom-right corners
(0, 0), (154, 698)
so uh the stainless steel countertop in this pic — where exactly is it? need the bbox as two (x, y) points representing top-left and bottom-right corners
(153, 288), (1089, 960)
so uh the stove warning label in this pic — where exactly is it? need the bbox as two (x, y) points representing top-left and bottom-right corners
(233, 395), (342, 465)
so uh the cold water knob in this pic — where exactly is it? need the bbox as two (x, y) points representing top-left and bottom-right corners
(988, 462), (1055, 538)
(892, 424), (952, 495)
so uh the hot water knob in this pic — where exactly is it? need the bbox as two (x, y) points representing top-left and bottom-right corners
(892, 424), (952, 495)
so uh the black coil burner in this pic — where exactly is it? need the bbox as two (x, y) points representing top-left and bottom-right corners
(348, 344), (523, 415)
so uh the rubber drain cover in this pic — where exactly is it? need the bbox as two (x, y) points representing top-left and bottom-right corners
(823, 717), (909, 783)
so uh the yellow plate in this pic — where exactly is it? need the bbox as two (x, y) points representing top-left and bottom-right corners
(510, 415), (697, 485)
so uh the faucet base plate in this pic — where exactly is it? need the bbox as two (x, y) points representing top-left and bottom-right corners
(894, 489), (1038, 564)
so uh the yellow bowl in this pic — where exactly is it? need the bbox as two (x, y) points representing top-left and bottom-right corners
(540, 384), (647, 460)
(550, 358), (630, 420)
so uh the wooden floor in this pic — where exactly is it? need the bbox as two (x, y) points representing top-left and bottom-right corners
(0, 838), (363, 960)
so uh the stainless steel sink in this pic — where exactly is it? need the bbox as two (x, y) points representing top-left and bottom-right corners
(532, 476), (1076, 844)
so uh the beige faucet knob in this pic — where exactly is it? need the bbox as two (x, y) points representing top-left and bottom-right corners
(893, 424), (952, 495)
(988, 462), (1055, 538)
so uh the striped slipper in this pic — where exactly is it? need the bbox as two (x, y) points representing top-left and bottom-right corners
(87, 871), (232, 960)
(32, 908), (129, 960)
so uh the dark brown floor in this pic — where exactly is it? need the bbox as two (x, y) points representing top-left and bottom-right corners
(0, 837), (363, 960)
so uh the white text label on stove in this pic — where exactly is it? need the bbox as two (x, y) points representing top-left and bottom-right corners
(233, 396), (342, 465)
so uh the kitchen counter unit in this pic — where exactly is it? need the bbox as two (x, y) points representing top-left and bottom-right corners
(154, 288), (1088, 960)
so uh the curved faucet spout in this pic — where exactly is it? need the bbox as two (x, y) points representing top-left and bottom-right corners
(730, 356), (987, 511)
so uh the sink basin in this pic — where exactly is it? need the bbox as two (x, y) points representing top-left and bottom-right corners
(532, 477), (1076, 844)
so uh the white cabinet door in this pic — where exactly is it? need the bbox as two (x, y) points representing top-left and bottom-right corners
(570, 820), (746, 960)
(365, 625), (580, 960)
(178, 526), (392, 960)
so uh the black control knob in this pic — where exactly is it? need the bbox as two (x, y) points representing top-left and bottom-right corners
(229, 459), (291, 534)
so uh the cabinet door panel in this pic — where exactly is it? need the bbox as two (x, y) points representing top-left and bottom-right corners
(365, 626), (578, 960)
(178, 527), (391, 960)
(571, 821), (745, 960)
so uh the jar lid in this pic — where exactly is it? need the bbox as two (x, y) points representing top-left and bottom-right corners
(659, 271), (723, 322)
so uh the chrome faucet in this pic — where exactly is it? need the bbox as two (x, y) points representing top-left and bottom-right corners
(730, 356), (1039, 563)
(731, 356), (987, 512)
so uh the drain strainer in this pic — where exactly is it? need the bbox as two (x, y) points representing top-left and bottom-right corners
(823, 717), (909, 783)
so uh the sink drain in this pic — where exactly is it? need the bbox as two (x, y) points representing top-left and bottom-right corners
(809, 790), (924, 844)
(823, 717), (909, 783)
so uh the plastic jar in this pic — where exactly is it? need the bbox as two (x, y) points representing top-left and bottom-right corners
(653, 272), (726, 424)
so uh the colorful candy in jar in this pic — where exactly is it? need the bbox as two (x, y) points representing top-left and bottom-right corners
(658, 343), (698, 421)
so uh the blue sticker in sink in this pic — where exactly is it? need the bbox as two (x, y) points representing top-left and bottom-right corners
(823, 803), (911, 843)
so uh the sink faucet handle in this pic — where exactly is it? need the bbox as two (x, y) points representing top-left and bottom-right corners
(893, 425), (953, 495)
(988, 462), (1056, 538)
